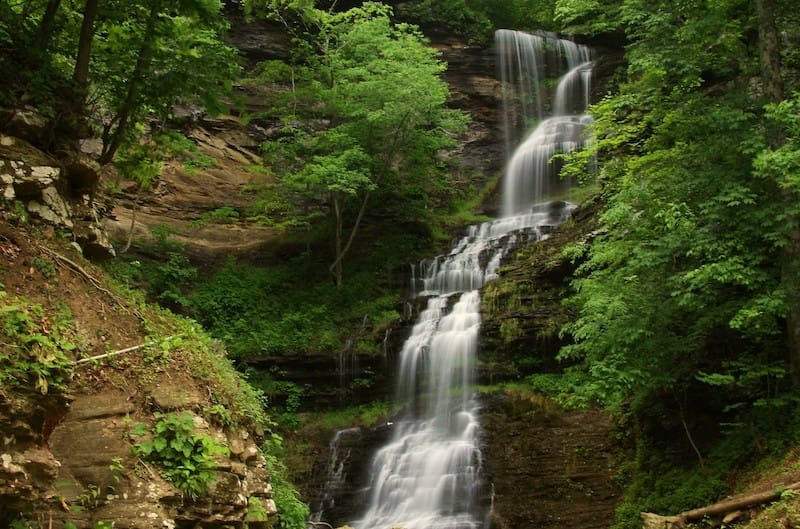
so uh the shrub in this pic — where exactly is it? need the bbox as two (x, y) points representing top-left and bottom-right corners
(132, 411), (229, 499)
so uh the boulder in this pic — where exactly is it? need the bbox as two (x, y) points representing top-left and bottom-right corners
(0, 107), (49, 146)
(26, 186), (74, 228)
(63, 151), (101, 190)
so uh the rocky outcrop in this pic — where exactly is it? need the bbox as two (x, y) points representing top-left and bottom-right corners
(305, 424), (393, 526)
(1, 377), (276, 528)
(42, 389), (275, 529)
(99, 117), (294, 265)
(480, 196), (602, 381)
(0, 223), (277, 527)
(0, 109), (114, 259)
(432, 32), (506, 206)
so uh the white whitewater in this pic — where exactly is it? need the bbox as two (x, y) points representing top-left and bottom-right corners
(497, 29), (593, 216)
(345, 30), (593, 529)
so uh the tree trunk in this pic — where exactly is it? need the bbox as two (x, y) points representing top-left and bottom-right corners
(36, 0), (62, 51)
(332, 193), (343, 287)
(98, 0), (160, 165)
(328, 191), (370, 287)
(756, 0), (800, 386)
(72, 0), (99, 90)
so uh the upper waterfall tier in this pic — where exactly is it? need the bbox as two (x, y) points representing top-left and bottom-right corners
(496, 29), (593, 216)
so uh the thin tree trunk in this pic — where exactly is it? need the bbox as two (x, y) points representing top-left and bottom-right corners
(332, 193), (343, 286)
(99, 0), (160, 165)
(72, 0), (99, 90)
(328, 191), (370, 287)
(36, 0), (62, 51)
(676, 394), (704, 470)
(121, 197), (138, 253)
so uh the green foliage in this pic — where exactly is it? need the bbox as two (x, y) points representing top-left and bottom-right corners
(139, 309), (270, 429)
(0, 1), (240, 161)
(747, 499), (800, 529)
(115, 129), (218, 188)
(482, 0), (559, 31)
(105, 225), (198, 309)
(544, 1), (800, 526)
(0, 291), (75, 395)
(114, 139), (163, 191)
(244, 368), (306, 429)
(132, 411), (229, 499)
(559, 0), (791, 412)
(553, 0), (623, 36)
(261, 434), (310, 529)
(245, 496), (271, 522)
(92, 1), (241, 161)
(399, 0), (493, 44)
(31, 257), (56, 279)
(187, 257), (400, 359)
(312, 400), (392, 431)
(611, 404), (800, 529)
(191, 206), (242, 228)
(393, 0), (558, 35)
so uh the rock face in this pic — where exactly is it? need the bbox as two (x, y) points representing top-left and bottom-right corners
(432, 31), (506, 207)
(480, 197), (602, 381)
(100, 118), (288, 265)
(481, 391), (621, 529)
(0, 373), (277, 529)
(44, 389), (275, 529)
(306, 424), (393, 526)
(0, 223), (276, 528)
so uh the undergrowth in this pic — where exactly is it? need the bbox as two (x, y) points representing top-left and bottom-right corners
(186, 257), (401, 359)
(0, 291), (76, 395)
(131, 411), (229, 499)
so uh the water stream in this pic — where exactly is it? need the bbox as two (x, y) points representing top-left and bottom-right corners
(316, 30), (593, 529)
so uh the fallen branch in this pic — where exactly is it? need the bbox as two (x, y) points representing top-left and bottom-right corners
(38, 245), (143, 320)
(74, 341), (150, 365)
(642, 481), (800, 529)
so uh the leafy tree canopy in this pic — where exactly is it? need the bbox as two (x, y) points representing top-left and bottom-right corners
(558, 0), (800, 421)
(0, 0), (240, 171)
(247, 1), (468, 284)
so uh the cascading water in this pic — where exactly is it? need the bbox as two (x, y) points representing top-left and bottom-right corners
(316, 30), (593, 529)
(497, 29), (593, 216)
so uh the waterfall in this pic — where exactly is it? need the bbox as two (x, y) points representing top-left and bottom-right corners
(315, 29), (594, 529)
(496, 29), (593, 216)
